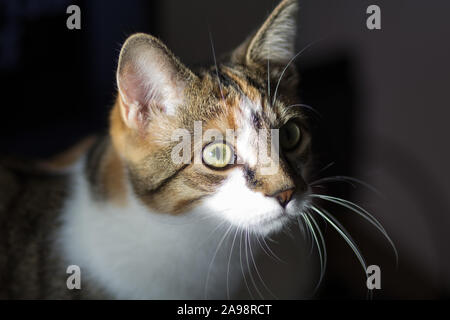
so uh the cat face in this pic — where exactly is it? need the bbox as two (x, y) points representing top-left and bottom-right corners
(110, 0), (310, 235)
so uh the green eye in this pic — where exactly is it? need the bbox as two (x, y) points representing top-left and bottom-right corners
(202, 142), (234, 168)
(280, 121), (301, 150)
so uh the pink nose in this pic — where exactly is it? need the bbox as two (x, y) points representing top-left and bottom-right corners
(275, 188), (295, 207)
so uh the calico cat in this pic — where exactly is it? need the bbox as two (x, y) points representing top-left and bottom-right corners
(0, 0), (319, 299)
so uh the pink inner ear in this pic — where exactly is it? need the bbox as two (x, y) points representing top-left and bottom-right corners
(118, 63), (170, 129)
(120, 64), (152, 110)
(117, 38), (189, 122)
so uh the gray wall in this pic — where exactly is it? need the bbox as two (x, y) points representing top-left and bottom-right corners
(156, 0), (450, 297)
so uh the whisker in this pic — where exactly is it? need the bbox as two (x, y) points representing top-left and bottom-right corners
(309, 204), (368, 274)
(205, 219), (227, 243)
(265, 235), (279, 244)
(296, 214), (308, 241)
(309, 162), (335, 181)
(208, 30), (225, 103)
(310, 175), (384, 198)
(311, 194), (385, 231)
(226, 225), (240, 300)
(308, 212), (327, 274)
(282, 222), (295, 239)
(255, 233), (281, 263)
(204, 223), (233, 299)
(307, 212), (327, 270)
(239, 229), (254, 299)
(286, 103), (322, 118)
(310, 194), (398, 265)
(245, 228), (264, 299)
(299, 213), (314, 256)
(248, 231), (278, 299)
(260, 234), (286, 264)
(302, 212), (326, 291)
(272, 39), (322, 105)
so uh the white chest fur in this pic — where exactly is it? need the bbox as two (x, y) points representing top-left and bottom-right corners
(58, 161), (312, 299)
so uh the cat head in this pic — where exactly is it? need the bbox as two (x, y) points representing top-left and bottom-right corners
(110, 0), (311, 235)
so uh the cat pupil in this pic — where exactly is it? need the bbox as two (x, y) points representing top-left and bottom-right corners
(286, 130), (292, 141)
(212, 146), (223, 160)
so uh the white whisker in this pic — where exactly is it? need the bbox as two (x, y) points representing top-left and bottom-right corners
(310, 175), (384, 198)
(204, 223), (233, 299)
(272, 39), (321, 105)
(307, 212), (327, 275)
(260, 234), (286, 264)
(309, 162), (335, 181)
(245, 228), (264, 299)
(239, 229), (254, 299)
(302, 212), (326, 291)
(255, 233), (279, 263)
(248, 231), (278, 299)
(286, 103), (322, 117)
(309, 204), (368, 275)
(310, 193), (398, 265)
(208, 30), (225, 103)
(226, 226), (240, 300)
(299, 213), (314, 257)
(205, 219), (227, 243)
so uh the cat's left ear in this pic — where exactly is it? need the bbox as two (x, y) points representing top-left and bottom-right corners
(233, 0), (298, 67)
(116, 33), (196, 129)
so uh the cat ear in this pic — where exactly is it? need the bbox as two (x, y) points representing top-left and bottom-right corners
(233, 0), (298, 66)
(116, 33), (195, 129)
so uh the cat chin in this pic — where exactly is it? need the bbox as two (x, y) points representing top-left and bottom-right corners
(245, 214), (292, 236)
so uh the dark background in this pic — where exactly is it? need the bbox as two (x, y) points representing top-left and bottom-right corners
(1, 0), (449, 299)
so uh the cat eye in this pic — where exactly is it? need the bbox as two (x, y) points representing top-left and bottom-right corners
(202, 142), (234, 169)
(280, 121), (302, 150)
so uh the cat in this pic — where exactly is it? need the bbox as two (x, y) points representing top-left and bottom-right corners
(0, 0), (320, 299)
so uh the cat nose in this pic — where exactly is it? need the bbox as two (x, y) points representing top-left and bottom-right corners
(274, 188), (295, 208)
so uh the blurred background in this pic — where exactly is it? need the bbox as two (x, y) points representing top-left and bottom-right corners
(0, 0), (449, 299)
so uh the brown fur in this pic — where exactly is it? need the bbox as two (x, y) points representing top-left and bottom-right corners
(0, 158), (107, 298)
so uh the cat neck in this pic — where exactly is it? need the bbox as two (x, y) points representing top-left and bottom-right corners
(83, 135), (128, 206)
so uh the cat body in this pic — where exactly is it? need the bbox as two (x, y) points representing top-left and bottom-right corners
(0, 146), (311, 299)
(0, 0), (315, 299)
